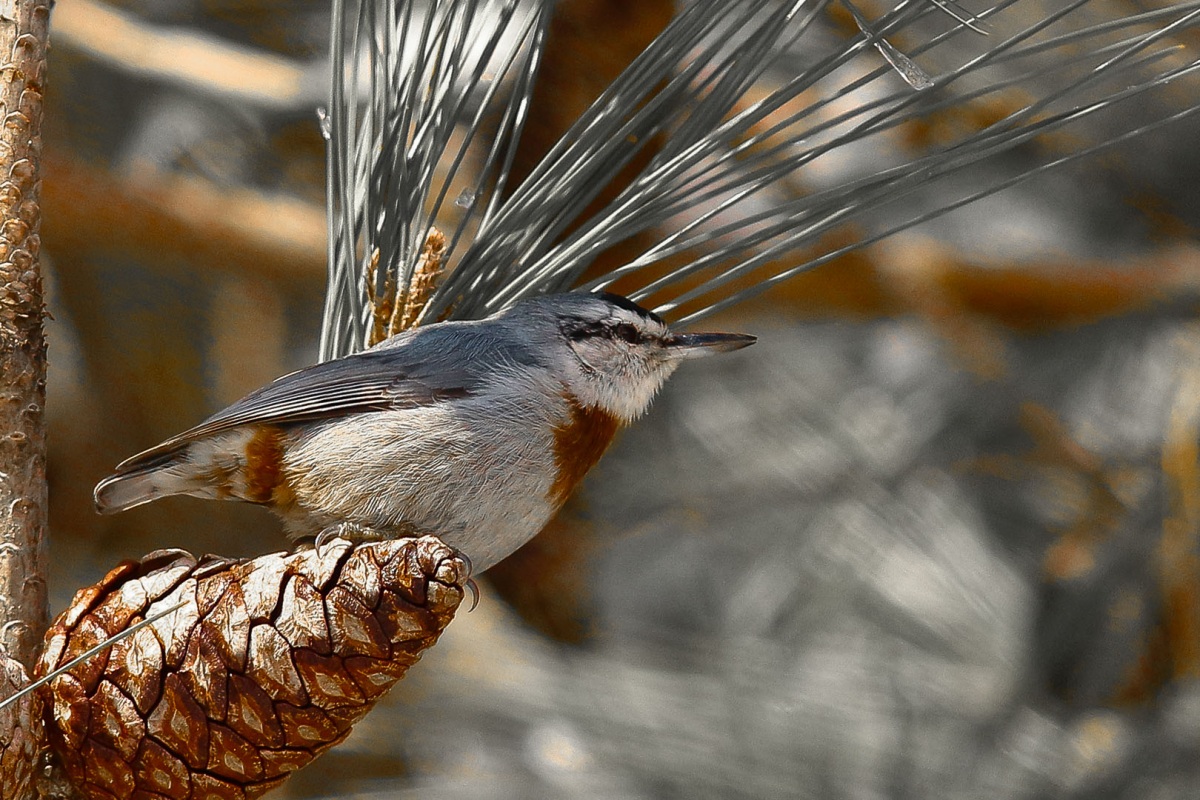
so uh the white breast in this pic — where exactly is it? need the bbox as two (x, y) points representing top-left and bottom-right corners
(280, 378), (566, 571)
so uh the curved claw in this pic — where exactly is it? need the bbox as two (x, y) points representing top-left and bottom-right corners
(457, 549), (474, 579)
(313, 527), (339, 555)
(465, 578), (480, 612)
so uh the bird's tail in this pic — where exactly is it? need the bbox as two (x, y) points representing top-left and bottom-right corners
(93, 445), (210, 514)
(94, 465), (175, 514)
(95, 429), (268, 514)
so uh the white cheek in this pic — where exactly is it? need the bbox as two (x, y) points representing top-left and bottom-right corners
(562, 338), (681, 422)
(586, 361), (678, 422)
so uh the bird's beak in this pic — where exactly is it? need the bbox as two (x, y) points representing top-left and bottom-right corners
(666, 331), (757, 360)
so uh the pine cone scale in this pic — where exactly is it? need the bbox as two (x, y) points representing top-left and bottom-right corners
(37, 536), (467, 799)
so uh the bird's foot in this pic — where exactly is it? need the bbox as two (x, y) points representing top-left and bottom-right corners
(314, 521), (390, 554)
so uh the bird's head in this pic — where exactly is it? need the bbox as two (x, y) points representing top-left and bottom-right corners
(512, 292), (756, 423)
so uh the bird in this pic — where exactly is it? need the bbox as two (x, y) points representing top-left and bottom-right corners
(94, 292), (755, 572)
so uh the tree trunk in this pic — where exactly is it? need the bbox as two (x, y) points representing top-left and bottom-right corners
(0, 0), (51, 672)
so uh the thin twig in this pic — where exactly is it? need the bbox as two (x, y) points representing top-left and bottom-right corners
(42, 154), (326, 282)
(54, 0), (321, 110)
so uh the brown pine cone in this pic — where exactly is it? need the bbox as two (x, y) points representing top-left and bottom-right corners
(0, 645), (44, 798)
(36, 536), (468, 800)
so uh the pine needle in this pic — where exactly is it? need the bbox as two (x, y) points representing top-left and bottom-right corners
(321, 0), (1200, 350)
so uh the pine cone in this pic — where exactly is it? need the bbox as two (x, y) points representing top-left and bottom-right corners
(0, 645), (44, 798)
(36, 536), (468, 800)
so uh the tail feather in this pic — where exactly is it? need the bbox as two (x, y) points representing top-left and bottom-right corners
(95, 429), (263, 513)
(94, 468), (170, 514)
(94, 445), (207, 513)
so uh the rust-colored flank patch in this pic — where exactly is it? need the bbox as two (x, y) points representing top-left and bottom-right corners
(243, 425), (288, 505)
(549, 398), (620, 507)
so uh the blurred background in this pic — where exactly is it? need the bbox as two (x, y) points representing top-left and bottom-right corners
(39, 0), (1200, 797)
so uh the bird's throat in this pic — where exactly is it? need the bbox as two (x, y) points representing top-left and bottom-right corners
(548, 398), (620, 507)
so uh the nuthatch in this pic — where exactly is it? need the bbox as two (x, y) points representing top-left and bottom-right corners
(94, 292), (755, 572)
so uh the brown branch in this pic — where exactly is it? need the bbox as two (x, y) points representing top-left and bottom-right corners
(737, 233), (1200, 331)
(0, 0), (51, 679)
(53, 0), (320, 111)
(41, 153), (326, 282)
(0, 2), (52, 797)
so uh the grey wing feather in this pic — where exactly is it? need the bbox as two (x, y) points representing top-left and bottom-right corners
(111, 342), (479, 474)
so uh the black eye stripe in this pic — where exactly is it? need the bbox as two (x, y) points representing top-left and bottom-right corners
(563, 320), (608, 341)
(562, 319), (646, 343)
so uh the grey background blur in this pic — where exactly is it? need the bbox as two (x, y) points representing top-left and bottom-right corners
(41, 1), (1200, 797)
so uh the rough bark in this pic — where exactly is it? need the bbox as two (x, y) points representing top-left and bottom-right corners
(0, 0), (50, 674)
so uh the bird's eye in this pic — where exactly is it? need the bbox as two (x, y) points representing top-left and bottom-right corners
(614, 323), (640, 343)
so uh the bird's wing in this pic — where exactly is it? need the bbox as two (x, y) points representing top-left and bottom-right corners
(111, 345), (477, 474)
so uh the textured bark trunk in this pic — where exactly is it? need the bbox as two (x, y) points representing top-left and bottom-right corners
(0, 0), (51, 674)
